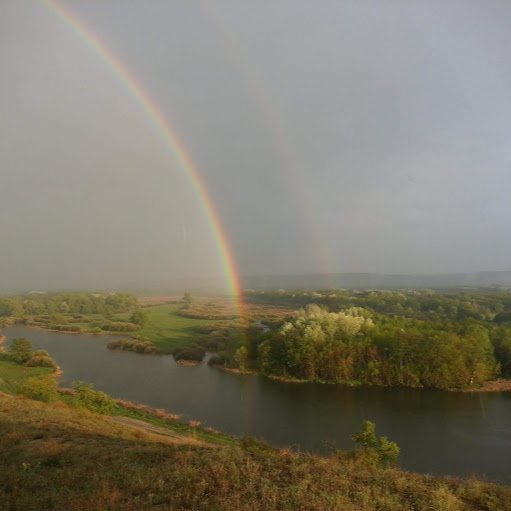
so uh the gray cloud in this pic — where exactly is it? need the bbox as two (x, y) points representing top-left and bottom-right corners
(1, 0), (510, 289)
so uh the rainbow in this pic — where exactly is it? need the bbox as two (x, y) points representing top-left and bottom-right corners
(200, 5), (335, 284)
(42, 0), (242, 309)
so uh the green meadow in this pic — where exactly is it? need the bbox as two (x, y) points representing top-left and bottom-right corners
(115, 304), (234, 353)
(61, 303), (235, 354)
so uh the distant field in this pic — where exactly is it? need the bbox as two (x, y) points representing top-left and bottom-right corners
(18, 298), (294, 355)
(115, 304), (234, 353)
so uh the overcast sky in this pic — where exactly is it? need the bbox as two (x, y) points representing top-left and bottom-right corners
(1, 0), (511, 289)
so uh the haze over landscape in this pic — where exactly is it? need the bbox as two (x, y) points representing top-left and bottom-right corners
(3, 3), (511, 509)
(2, 0), (511, 291)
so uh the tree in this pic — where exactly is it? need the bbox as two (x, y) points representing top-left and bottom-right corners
(103, 306), (115, 321)
(130, 309), (148, 326)
(0, 298), (24, 317)
(234, 346), (249, 371)
(351, 420), (399, 467)
(9, 337), (33, 364)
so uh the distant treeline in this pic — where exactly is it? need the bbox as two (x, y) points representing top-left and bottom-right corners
(0, 293), (138, 317)
(244, 289), (511, 322)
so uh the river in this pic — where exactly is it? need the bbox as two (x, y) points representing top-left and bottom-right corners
(3, 325), (511, 483)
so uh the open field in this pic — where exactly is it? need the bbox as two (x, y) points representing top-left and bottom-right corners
(115, 304), (221, 353)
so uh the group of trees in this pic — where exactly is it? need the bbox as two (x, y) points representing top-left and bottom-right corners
(9, 337), (56, 369)
(242, 305), (501, 389)
(0, 293), (138, 318)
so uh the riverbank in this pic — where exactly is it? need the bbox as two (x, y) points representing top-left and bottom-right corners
(451, 379), (511, 392)
(2, 394), (511, 510)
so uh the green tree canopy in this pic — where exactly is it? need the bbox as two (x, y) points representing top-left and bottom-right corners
(9, 337), (33, 364)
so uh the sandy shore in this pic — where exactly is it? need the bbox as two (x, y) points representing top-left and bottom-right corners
(451, 380), (511, 393)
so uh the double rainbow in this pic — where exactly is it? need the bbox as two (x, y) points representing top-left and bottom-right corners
(42, 0), (242, 309)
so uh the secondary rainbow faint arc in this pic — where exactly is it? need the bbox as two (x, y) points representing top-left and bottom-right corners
(42, 0), (242, 306)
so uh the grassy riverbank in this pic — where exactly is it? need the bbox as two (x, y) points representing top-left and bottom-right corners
(0, 354), (54, 395)
(2, 349), (511, 510)
(14, 303), (237, 354)
(2, 392), (511, 510)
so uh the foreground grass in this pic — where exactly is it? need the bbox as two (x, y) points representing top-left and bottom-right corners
(111, 403), (237, 447)
(1, 358), (510, 510)
(1, 396), (510, 511)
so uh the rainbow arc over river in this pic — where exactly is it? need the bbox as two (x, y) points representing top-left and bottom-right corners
(42, 0), (242, 309)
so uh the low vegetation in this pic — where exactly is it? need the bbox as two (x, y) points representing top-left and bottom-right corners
(107, 338), (161, 354)
(69, 381), (117, 414)
(173, 343), (206, 363)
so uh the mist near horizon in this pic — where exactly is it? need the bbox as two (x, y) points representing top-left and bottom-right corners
(1, 0), (511, 290)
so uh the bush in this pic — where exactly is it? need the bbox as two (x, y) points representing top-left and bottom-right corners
(9, 338), (33, 364)
(174, 344), (206, 362)
(107, 339), (160, 354)
(207, 354), (225, 367)
(101, 322), (141, 332)
(350, 421), (399, 468)
(20, 374), (59, 402)
(25, 351), (57, 369)
(69, 381), (116, 414)
(48, 313), (68, 326)
(51, 324), (82, 332)
(130, 310), (148, 326)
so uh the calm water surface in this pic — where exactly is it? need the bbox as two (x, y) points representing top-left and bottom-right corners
(4, 326), (511, 483)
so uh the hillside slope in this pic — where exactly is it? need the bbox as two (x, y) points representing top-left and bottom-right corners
(1, 395), (510, 511)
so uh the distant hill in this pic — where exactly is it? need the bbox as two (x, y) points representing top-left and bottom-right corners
(124, 271), (511, 293)
(241, 271), (511, 290)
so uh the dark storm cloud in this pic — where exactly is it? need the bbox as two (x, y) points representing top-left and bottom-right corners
(1, 0), (510, 289)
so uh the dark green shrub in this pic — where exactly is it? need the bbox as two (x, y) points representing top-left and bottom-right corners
(174, 344), (205, 362)
(207, 354), (225, 367)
